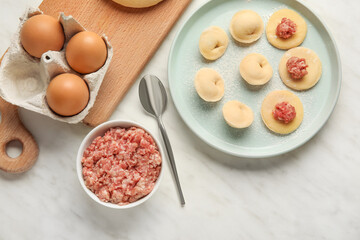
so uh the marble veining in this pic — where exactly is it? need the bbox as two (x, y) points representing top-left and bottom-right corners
(1, 0), (360, 239)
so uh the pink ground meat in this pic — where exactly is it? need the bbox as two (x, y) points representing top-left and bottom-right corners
(286, 56), (308, 79)
(276, 18), (297, 39)
(272, 101), (296, 124)
(82, 127), (162, 205)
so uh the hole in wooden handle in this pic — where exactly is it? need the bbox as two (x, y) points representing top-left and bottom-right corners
(0, 98), (39, 173)
(0, 134), (38, 173)
(6, 139), (23, 159)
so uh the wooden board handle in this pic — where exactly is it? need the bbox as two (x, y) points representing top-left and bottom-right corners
(0, 97), (39, 173)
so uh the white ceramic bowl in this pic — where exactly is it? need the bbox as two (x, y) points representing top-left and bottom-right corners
(76, 120), (164, 209)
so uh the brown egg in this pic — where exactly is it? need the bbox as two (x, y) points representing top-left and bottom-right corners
(66, 31), (107, 74)
(20, 14), (65, 58)
(46, 73), (90, 116)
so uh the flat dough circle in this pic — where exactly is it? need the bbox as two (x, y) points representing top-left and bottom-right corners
(194, 68), (225, 102)
(230, 10), (264, 44)
(223, 100), (254, 128)
(111, 0), (163, 8)
(261, 90), (304, 134)
(266, 9), (307, 49)
(199, 26), (229, 61)
(240, 53), (273, 85)
(279, 47), (322, 90)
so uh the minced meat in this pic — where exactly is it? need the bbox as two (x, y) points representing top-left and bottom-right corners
(82, 127), (162, 205)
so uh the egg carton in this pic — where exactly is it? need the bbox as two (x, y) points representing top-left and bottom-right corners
(0, 8), (113, 124)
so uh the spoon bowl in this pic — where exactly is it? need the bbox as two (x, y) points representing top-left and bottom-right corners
(139, 75), (167, 118)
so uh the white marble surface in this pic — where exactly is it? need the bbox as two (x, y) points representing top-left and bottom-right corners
(0, 0), (359, 239)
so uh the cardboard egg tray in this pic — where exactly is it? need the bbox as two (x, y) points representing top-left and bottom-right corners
(0, 8), (113, 124)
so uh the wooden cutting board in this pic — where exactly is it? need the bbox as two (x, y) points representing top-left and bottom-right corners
(0, 97), (39, 173)
(40, 0), (192, 127)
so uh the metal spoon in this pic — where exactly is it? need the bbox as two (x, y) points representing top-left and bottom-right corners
(139, 75), (185, 206)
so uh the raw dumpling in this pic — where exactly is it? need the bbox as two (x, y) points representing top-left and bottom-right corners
(240, 53), (273, 85)
(279, 47), (322, 90)
(222, 100), (254, 128)
(194, 68), (225, 102)
(111, 0), (163, 8)
(266, 9), (307, 50)
(199, 26), (229, 60)
(230, 10), (264, 44)
(261, 90), (304, 134)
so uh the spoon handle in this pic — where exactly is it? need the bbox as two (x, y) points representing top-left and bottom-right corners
(157, 117), (185, 206)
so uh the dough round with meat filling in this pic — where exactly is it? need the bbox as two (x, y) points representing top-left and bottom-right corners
(240, 53), (273, 85)
(223, 100), (254, 128)
(199, 26), (229, 60)
(111, 0), (163, 8)
(266, 9), (307, 49)
(279, 47), (322, 90)
(194, 68), (225, 102)
(261, 90), (304, 134)
(230, 10), (264, 44)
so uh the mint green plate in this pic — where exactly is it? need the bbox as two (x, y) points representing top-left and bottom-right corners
(168, 0), (341, 158)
